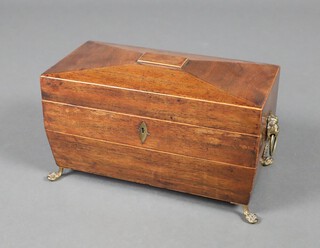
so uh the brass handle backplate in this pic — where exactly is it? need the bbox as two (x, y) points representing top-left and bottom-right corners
(261, 114), (279, 166)
(138, 121), (150, 144)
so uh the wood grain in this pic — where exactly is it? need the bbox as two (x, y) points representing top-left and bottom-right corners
(47, 131), (255, 205)
(44, 41), (142, 74)
(43, 101), (259, 167)
(41, 41), (280, 206)
(43, 64), (255, 107)
(185, 60), (279, 107)
(43, 41), (280, 108)
(258, 73), (280, 161)
(41, 77), (262, 135)
(44, 40), (271, 74)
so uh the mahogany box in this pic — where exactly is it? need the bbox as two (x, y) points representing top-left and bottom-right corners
(41, 41), (280, 223)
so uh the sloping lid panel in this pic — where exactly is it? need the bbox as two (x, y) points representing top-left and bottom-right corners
(184, 60), (279, 107)
(43, 41), (280, 108)
(44, 41), (142, 74)
(44, 64), (255, 107)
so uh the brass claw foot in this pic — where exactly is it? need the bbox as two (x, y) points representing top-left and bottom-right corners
(242, 205), (258, 224)
(261, 156), (273, 166)
(47, 167), (64, 181)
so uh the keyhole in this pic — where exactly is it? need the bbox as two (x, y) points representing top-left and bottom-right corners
(138, 121), (149, 144)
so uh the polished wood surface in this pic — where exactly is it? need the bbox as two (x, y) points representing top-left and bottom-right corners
(41, 41), (280, 205)
(44, 41), (141, 74)
(43, 101), (259, 167)
(184, 60), (279, 107)
(258, 74), (280, 160)
(44, 41), (279, 108)
(41, 77), (261, 135)
(44, 64), (255, 107)
(47, 131), (255, 204)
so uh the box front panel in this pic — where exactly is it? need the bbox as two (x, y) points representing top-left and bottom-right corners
(47, 131), (255, 205)
(43, 101), (259, 168)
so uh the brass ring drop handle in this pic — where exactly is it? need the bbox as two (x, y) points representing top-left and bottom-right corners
(270, 134), (277, 156)
(261, 114), (279, 166)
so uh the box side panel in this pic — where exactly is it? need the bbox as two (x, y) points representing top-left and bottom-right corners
(41, 77), (261, 135)
(47, 131), (255, 205)
(258, 74), (280, 161)
(43, 101), (259, 168)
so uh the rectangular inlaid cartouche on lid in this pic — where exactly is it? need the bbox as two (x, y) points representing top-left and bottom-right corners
(137, 52), (189, 69)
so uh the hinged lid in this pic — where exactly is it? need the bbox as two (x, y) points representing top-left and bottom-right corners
(42, 41), (280, 108)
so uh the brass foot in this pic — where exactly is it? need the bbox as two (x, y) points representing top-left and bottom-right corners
(242, 205), (259, 224)
(261, 156), (273, 166)
(47, 167), (64, 181)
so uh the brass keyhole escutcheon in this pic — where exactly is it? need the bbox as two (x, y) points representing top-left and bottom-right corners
(138, 122), (149, 144)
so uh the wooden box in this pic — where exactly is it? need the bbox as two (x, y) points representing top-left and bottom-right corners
(41, 41), (280, 223)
